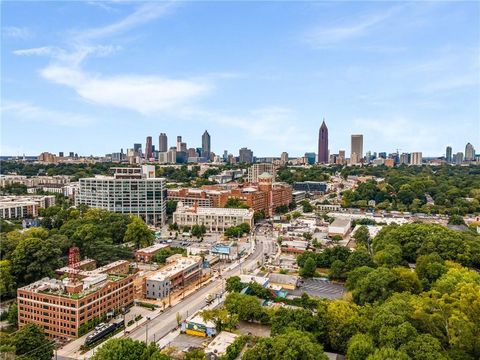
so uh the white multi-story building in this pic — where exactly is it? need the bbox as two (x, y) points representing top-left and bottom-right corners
(0, 195), (56, 219)
(75, 166), (166, 225)
(410, 152), (423, 166)
(173, 203), (254, 232)
(145, 256), (203, 299)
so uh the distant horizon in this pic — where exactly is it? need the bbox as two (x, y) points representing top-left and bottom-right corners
(2, 2), (479, 157)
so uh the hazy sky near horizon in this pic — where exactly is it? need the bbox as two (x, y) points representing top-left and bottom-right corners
(1, 1), (479, 157)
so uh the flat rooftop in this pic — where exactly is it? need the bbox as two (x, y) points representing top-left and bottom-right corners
(147, 256), (201, 282)
(177, 206), (253, 216)
(329, 218), (351, 228)
(136, 243), (169, 254)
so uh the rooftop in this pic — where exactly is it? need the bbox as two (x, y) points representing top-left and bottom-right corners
(329, 218), (352, 228)
(205, 331), (239, 356)
(136, 243), (170, 254)
(147, 256), (202, 282)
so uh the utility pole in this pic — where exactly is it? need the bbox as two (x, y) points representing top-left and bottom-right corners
(145, 322), (149, 344)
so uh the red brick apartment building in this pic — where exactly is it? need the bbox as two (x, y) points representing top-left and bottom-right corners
(168, 173), (292, 218)
(17, 261), (134, 340)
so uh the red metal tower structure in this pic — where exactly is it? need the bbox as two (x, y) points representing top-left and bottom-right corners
(68, 246), (81, 283)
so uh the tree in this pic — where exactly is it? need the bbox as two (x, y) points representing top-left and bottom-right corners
(191, 225), (207, 239)
(242, 330), (328, 360)
(448, 215), (465, 225)
(185, 348), (207, 360)
(7, 303), (18, 327)
(347, 333), (375, 360)
(302, 201), (314, 213)
(353, 226), (370, 248)
(270, 307), (326, 343)
(123, 216), (154, 249)
(200, 308), (238, 333)
(225, 198), (249, 209)
(224, 293), (268, 323)
(351, 267), (398, 305)
(300, 257), (316, 278)
(12, 324), (54, 360)
(367, 347), (410, 360)
(399, 334), (447, 360)
(0, 260), (16, 299)
(329, 260), (347, 281)
(326, 300), (361, 353)
(373, 244), (404, 268)
(226, 276), (245, 293)
(91, 338), (168, 360)
(166, 200), (178, 215)
(415, 253), (447, 289)
(10, 236), (61, 286)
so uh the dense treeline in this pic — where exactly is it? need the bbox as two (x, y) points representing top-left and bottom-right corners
(284, 223), (480, 359)
(341, 165), (480, 214)
(0, 206), (153, 299)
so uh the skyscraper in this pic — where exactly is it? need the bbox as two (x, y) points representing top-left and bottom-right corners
(280, 152), (289, 164)
(145, 136), (153, 159)
(159, 133), (168, 153)
(133, 143), (142, 156)
(351, 135), (364, 164)
(446, 146), (452, 163)
(176, 136), (182, 151)
(410, 152), (422, 165)
(465, 143), (475, 161)
(239, 147), (253, 163)
(202, 130), (211, 158)
(317, 120), (329, 164)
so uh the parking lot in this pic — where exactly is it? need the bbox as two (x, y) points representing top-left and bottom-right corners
(292, 278), (345, 299)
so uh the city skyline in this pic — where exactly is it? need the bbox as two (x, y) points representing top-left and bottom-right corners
(2, 1), (479, 157)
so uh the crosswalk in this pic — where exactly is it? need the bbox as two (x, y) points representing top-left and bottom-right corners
(295, 278), (345, 299)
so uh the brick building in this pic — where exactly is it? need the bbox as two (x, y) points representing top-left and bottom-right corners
(17, 260), (134, 340)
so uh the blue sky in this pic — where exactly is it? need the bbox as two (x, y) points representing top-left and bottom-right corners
(1, 1), (479, 157)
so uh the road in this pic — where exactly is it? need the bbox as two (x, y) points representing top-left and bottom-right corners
(70, 228), (277, 359)
(127, 232), (273, 344)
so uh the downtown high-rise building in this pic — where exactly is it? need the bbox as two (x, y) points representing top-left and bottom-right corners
(176, 136), (182, 151)
(202, 130), (211, 158)
(159, 133), (168, 153)
(239, 147), (253, 163)
(446, 146), (452, 163)
(145, 136), (153, 159)
(351, 134), (363, 164)
(317, 120), (329, 164)
(410, 152), (422, 165)
(465, 143), (475, 161)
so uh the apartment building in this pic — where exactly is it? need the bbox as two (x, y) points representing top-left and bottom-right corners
(173, 203), (254, 232)
(145, 256), (203, 300)
(0, 195), (56, 219)
(17, 261), (134, 340)
(75, 166), (166, 225)
(247, 163), (277, 183)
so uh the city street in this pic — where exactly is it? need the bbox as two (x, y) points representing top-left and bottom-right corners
(58, 227), (277, 360)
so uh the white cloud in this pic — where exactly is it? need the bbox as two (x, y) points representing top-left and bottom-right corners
(75, 2), (177, 41)
(40, 65), (212, 114)
(14, 45), (121, 67)
(1, 100), (94, 127)
(303, 6), (400, 48)
(2, 26), (32, 39)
